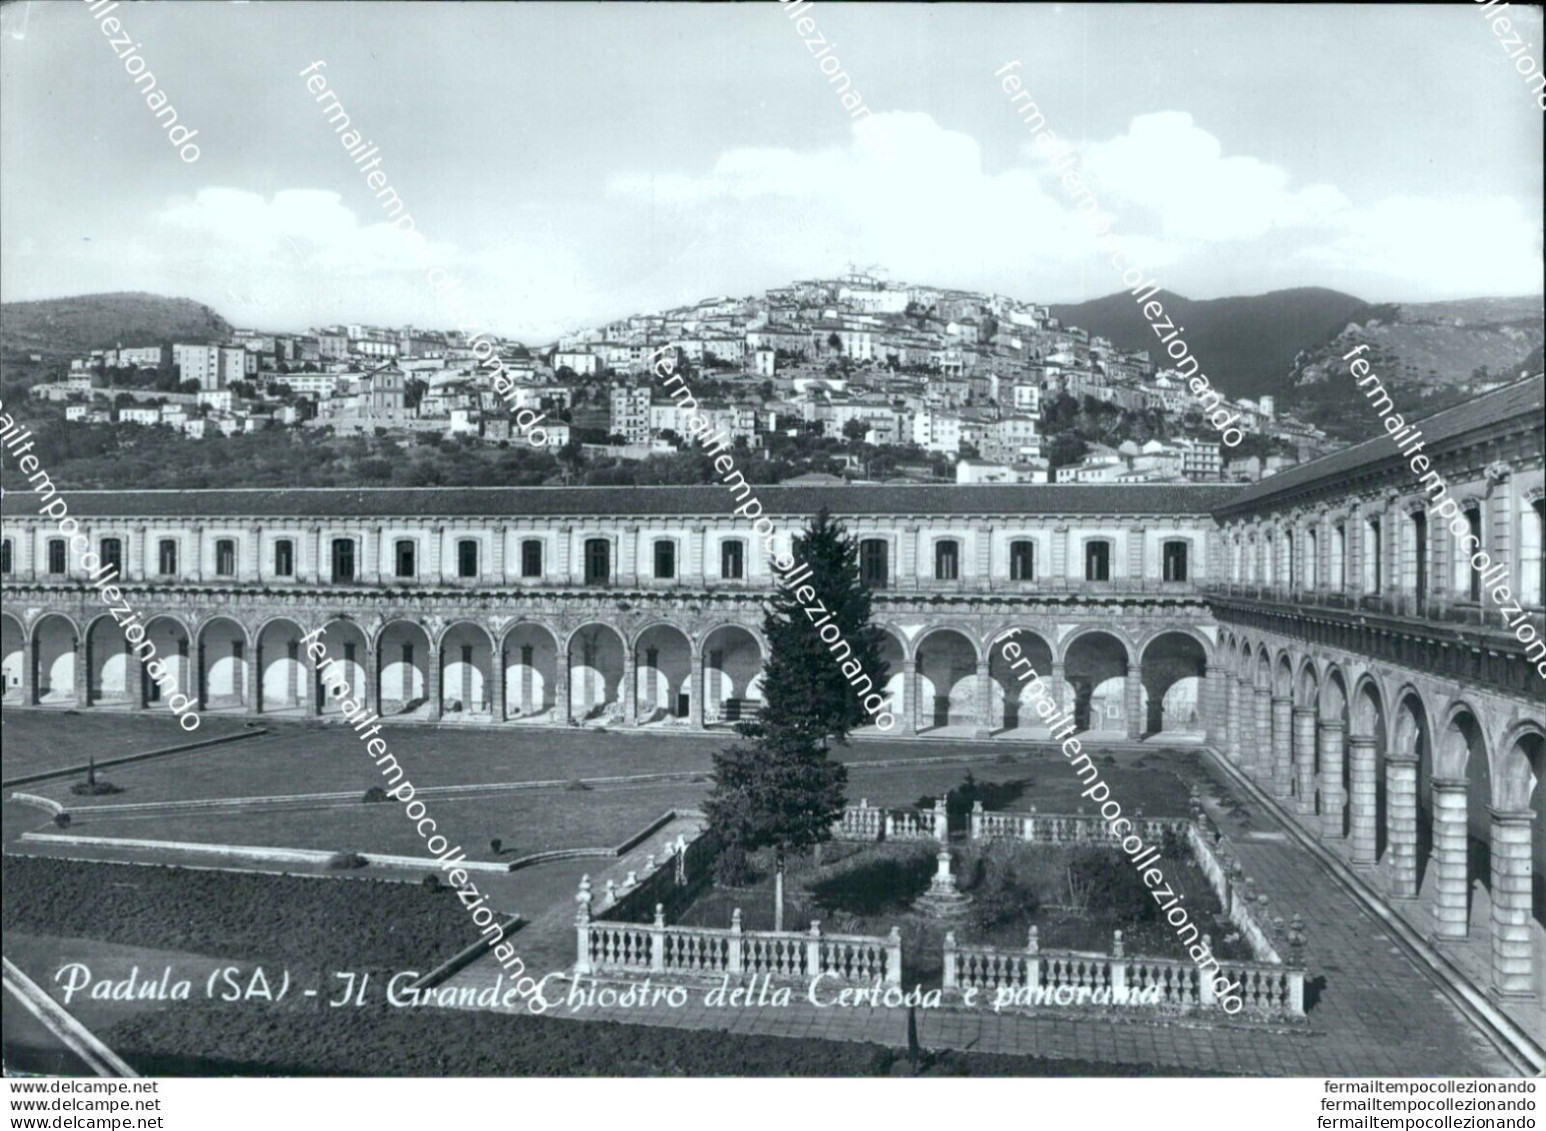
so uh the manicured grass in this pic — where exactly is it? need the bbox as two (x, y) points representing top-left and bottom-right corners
(0, 710), (251, 784)
(98, 1004), (1216, 1076)
(1, 856), (476, 970)
(71, 780), (704, 862)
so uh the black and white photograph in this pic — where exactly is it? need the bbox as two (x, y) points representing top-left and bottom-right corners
(0, 0), (1542, 1117)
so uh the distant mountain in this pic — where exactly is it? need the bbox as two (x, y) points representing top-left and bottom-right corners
(0, 292), (232, 359)
(1048, 287), (1372, 401)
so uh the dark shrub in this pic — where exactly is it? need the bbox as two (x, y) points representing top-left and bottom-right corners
(808, 843), (935, 915)
(422, 874), (441, 890)
(70, 780), (123, 796)
(362, 786), (388, 804)
(490, 838), (502, 854)
(713, 844), (754, 887)
(564, 780), (592, 792)
(327, 852), (368, 870)
(1066, 846), (1154, 923)
(53, 812), (72, 828)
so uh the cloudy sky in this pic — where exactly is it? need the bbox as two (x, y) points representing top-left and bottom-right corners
(2, 3), (1541, 341)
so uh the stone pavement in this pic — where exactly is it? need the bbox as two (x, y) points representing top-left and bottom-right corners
(441, 754), (1518, 1076)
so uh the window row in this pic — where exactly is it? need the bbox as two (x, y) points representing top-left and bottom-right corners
(1230, 497), (1544, 606)
(0, 536), (753, 584)
(855, 538), (1187, 585)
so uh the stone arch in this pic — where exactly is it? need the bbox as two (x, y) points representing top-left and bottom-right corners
(634, 622), (693, 724)
(1493, 724), (1544, 994)
(875, 627), (908, 730)
(439, 621), (495, 719)
(914, 626), (979, 732)
(138, 614), (193, 709)
(568, 622), (626, 724)
(255, 617), (310, 715)
(1252, 644), (1273, 691)
(1, 611), (24, 702)
(1063, 629), (1131, 735)
(1294, 656), (1321, 707)
(1272, 651), (1295, 699)
(30, 612), (81, 705)
(316, 617), (370, 717)
(1393, 687), (1436, 894)
(1350, 675), (1389, 863)
(988, 628), (1055, 734)
(1138, 630), (1207, 738)
(1438, 704), (1492, 933)
(500, 621), (558, 723)
(702, 624), (764, 725)
(197, 615), (251, 712)
(82, 612), (133, 708)
(377, 619), (432, 717)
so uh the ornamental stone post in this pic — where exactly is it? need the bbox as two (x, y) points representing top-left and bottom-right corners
(1488, 808), (1536, 999)
(1429, 777), (1469, 941)
(1347, 735), (1379, 866)
(1385, 751), (1420, 899)
(1271, 696), (1293, 798)
(1293, 707), (1318, 815)
(1317, 719), (1346, 836)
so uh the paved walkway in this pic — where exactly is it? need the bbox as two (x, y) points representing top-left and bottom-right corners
(440, 754), (1517, 1076)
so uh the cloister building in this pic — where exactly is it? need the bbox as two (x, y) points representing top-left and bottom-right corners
(1, 376), (1542, 1005)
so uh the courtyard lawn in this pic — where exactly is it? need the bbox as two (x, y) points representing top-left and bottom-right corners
(0, 709), (253, 785)
(0, 856), (476, 971)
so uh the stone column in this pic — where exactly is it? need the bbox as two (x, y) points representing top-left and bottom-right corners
(1271, 696), (1293, 798)
(898, 659), (917, 736)
(555, 662), (569, 725)
(136, 653), (152, 710)
(1429, 777), (1469, 940)
(1293, 707), (1318, 815)
(363, 644), (379, 719)
(19, 639), (36, 706)
(493, 647), (507, 722)
(623, 650), (637, 727)
(689, 650), (705, 729)
(1385, 752), (1420, 898)
(1253, 686), (1272, 778)
(73, 635), (90, 708)
(1225, 674), (1241, 763)
(1050, 661), (1069, 725)
(974, 659), (993, 738)
(1317, 719), (1346, 836)
(1125, 664), (1144, 740)
(1203, 667), (1226, 748)
(243, 646), (259, 713)
(195, 638), (207, 710)
(309, 658), (325, 716)
(426, 645), (443, 721)
(1347, 735), (1379, 865)
(1488, 808), (1536, 998)
(253, 645), (265, 715)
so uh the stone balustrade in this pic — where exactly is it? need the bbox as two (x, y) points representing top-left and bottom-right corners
(832, 798), (947, 843)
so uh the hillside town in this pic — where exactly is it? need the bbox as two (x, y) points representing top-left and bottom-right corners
(30, 271), (1338, 484)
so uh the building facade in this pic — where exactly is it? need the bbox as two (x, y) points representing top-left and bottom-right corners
(1, 378), (1541, 1001)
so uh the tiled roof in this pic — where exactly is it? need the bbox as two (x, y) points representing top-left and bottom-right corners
(1215, 375), (1544, 514)
(0, 483), (1244, 519)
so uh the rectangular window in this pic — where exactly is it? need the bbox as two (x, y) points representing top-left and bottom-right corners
(457, 539), (479, 579)
(158, 539), (178, 576)
(934, 540), (960, 581)
(1009, 540), (1035, 582)
(720, 540), (744, 580)
(584, 538), (610, 586)
(1463, 507), (1483, 600)
(332, 538), (355, 583)
(521, 539), (543, 579)
(395, 540), (416, 579)
(860, 539), (889, 589)
(47, 538), (67, 575)
(1365, 518), (1382, 595)
(0, 538), (11, 575)
(1085, 540), (1111, 582)
(215, 539), (236, 578)
(654, 540), (676, 580)
(1162, 540), (1188, 583)
(274, 539), (295, 577)
(100, 538), (124, 575)
(1332, 524), (1346, 591)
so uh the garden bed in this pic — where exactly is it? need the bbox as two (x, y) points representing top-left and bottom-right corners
(675, 834), (1251, 986)
(0, 856), (476, 970)
(96, 1004), (1223, 1076)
